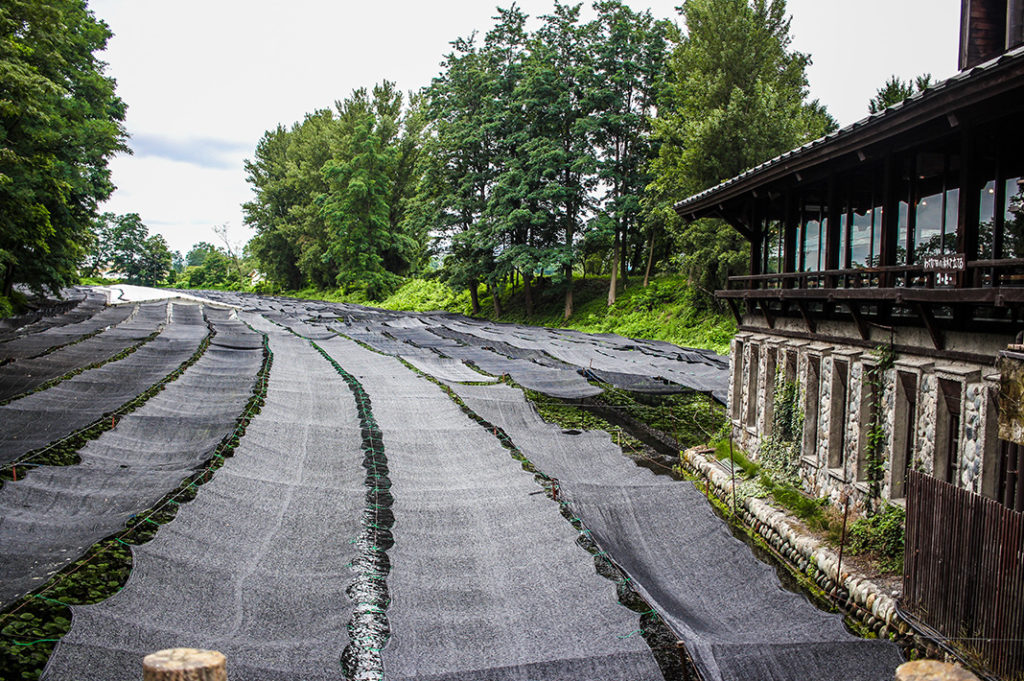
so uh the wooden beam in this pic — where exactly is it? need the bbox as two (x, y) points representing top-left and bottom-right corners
(796, 300), (817, 333)
(914, 301), (945, 350)
(848, 302), (872, 340)
(757, 300), (776, 329)
(726, 298), (743, 326)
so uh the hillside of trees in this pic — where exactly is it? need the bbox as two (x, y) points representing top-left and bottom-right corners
(241, 0), (836, 321)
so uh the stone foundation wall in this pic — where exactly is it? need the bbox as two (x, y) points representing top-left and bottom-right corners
(728, 332), (1002, 511)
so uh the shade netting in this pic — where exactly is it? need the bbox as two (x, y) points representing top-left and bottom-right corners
(450, 381), (904, 681)
(0, 303), (134, 363)
(0, 302), (208, 464)
(0, 315), (262, 606)
(316, 335), (663, 681)
(42, 319), (365, 681)
(0, 289), (105, 341)
(0, 303), (166, 402)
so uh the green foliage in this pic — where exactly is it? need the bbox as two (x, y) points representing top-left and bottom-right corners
(848, 504), (906, 573)
(598, 388), (726, 449)
(84, 213), (172, 286)
(758, 372), (804, 485)
(647, 0), (836, 300)
(864, 343), (896, 508)
(713, 438), (760, 479)
(244, 82), (426, 295)
(377, 278), (476, 315)
(0, 0), (128, 297)
(378, 275), (735, 354)
(868, 73), (931, 114)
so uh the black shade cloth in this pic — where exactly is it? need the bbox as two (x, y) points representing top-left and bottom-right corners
(0, 303), (165, 402)
(317, 335), (663, 681)
(451, 381), (904, 681)
(0, 289), (104, 341)
(42, 318), (365, 681)
(0, 304), (135, 363)
(0, 303), (208, 464)
(0, 315), (262, 606)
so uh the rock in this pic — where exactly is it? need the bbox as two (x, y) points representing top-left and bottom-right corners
(895, 660), (980, 681)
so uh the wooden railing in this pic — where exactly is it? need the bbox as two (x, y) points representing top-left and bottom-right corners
(724, 258), (1024, 292)
(903, 470), (1024, 680)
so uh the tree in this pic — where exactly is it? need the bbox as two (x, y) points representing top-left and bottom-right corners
(186, 242), (218, 267)
(490, 3), (597, 319)
(589, 1), (670, 304)
(647, 0), (836, 301)
(87, 213), (171, 286)
(0, 0), (128, 297)
(868, 73), (931, 113)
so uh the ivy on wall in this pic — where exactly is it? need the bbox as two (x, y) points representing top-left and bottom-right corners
(758, 370), (804, 486)
(864, 343), (896, 513)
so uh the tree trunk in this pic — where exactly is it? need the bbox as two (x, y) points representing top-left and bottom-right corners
(143, 648), (226, 681)
(620, 227), (629, 286)
(469, 281), (480, 315)
(2, 265), (14, 298)
(563, 265), (573, 320)
(643, 229), (656, 288)
(490, 281), (503, 317)
(523, 270), (534, 317)
(607, 234), (619, 306)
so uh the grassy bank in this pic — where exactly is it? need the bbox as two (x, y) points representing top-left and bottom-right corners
(374, 276), (736, 355)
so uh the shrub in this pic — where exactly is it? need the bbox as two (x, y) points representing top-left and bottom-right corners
(848, 503), (906, 573)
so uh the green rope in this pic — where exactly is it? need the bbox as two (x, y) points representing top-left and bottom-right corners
(11, 638), (61, 647)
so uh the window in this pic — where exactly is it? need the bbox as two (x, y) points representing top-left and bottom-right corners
(802, 356), (822, 462)
(747, 344), (760, 427)
(891, 371), (918, 499)
(762, 220), (783, 274)
(934, 379), (963, 485)
(996, 440), (1024, 512)
(731, 341), (745, 420)
(828, 360), (849, 471)
(912, 152), (960, 263)
(857, 364), (879, 482)
(1003, 177), (1024, 258)
(802, 205), (825, 273)
(762, 347), (777, 437)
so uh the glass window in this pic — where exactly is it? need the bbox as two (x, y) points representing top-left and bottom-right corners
(943, 187), (959, 255)
(838, 210), (850, 269)
(979, 180), (997, 260)
(896, 198), (910, 265)
(803, 213), (822, 272)
(851, 208), (872, 267)
(1003, 177), (1024, 258)
(914, 190), (943, 260)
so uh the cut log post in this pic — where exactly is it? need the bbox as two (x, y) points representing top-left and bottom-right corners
(895, 660), (979, 681)
(143, 648), (226, 681)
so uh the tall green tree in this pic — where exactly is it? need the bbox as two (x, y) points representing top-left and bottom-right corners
(589, 1), (670, 304)
(647, 0), (836, 301)
(491, 3), (597, 319)
(320, 83), (422, 300)
(88, 212), (171, 285)
(868, 73), (931, 113)
(0, 0), (128, 297)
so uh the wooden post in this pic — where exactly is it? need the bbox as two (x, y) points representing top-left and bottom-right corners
(143, 648), (226, 681)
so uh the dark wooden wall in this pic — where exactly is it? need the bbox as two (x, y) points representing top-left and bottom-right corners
(961, 0), (1010, 69)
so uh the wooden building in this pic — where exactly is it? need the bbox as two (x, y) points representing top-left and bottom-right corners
(676, 0), (1024, 513)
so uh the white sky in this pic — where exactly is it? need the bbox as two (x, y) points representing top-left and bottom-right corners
(88, 0), (961, 256)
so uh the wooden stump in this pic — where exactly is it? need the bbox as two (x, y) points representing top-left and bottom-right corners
(895, 660), (979, 681)
(142, 648), (226, 681)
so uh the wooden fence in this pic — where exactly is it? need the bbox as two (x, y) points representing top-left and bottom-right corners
(903, 470), (1024, 679)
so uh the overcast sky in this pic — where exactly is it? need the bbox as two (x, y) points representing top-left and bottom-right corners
(88, 0), (961, 256)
